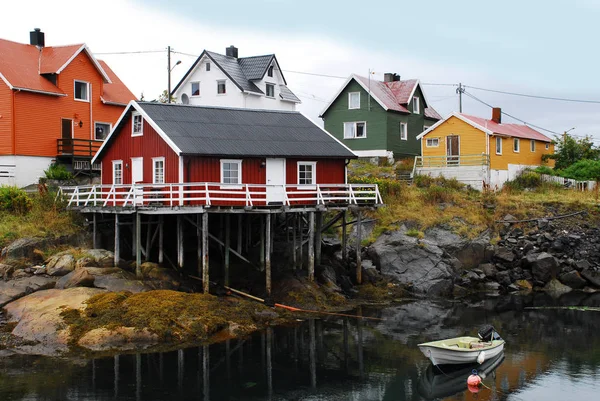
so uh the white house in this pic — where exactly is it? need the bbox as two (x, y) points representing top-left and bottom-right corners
(171, 46), (301, 111)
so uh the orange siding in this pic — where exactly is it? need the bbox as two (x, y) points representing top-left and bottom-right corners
(489, 136), (555, 169)
(13, 51), (128, 157)
(0, 80), (13, 154)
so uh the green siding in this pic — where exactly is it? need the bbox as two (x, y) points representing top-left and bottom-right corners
(322, 79), (440, 159)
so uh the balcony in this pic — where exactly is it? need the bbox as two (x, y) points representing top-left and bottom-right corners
(57, 138), (103, 158)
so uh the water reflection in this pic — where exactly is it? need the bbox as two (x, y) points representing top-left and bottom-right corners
(1, 294), (600, 400)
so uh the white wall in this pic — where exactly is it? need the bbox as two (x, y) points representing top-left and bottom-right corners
(415, 165), (490, 191)
(174, 54), (297, 111)
(0, 155), (53, 188)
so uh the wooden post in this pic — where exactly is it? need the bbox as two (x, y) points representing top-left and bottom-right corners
(158, 215), (164, 264)
(266, 327), (273, 398)
(202, 212), (209, 294)
(298, 213), (303, 270)
(315, 212), (322, 267)
(92, 213), (97, 249)
(202, 345), (209, 401)
(197, 214), (202, 277)
(259, 216), (265, 271)
(265, 213), (272, 296)
(224, 214), (230, 287)
(308, 211), (315, 282)
(114, 214), (120, 267)
(292, 214), (297, 269)
(177, 215), (184, 270)
(356, 210), (362, 284)
(309, 318), (317, 389)
(145, 216), (152, 262)
(342, 211), (348, 262)
(237, 215), (242, 254)
(135, 213), (142, 277)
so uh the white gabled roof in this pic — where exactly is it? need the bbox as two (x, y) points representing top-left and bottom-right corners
(416, 112), (494, 140)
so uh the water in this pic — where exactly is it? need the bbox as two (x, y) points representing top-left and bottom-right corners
(1, 293), (599, 400)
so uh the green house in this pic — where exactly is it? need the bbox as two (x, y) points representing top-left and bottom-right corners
(320, 73), (442, 160)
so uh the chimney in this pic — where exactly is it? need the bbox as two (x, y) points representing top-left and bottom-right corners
(492, 107), (502, 124)
(383, 73), (401, 82)
(29, 28), (45, 48)
(225, 45), (238, 58)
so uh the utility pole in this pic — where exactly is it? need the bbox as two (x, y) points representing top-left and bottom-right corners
(456, 83), (464, 113)
(167, 46), (172, 103)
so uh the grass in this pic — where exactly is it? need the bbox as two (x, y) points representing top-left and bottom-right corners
(0, 192), (83, 249)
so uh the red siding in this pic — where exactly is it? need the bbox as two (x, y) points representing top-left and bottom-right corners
(187, 157), (266, 184)
(100, 115), (179, 185)
(286, 159), (346, 185)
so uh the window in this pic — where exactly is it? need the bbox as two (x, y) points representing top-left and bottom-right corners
(412, 96), (420, 114)
(496, 137), (502, 155)
(343, 122), (366, 139)
(206, 62), (211, 71)
(191, 82), (200, 96)
(298, 162), (316, 187)
(217, 80), (226, 94)
(112, 161), (123, 185)
(266, 83), (275, 98)
(153, 157), (165, 184)
(348, 92), (360, 109)
(267, 65), (274, 77)
(220, 160), (242, 185)
(545, 143), (550, 150)
(132, 112), (143, 136)
(94, 122), (111, 141)
(400, 122), (408, 140)
(530, 140), (535, 152)
(426, 138), (439, 147)
(74, 80), (89, 102)
(513, 138), (520, 153)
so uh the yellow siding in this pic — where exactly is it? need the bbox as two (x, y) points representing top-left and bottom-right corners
(489, 136), (555, 169)
(421, 116), (487, 157)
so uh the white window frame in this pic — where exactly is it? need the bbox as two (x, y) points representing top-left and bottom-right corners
(74, 80), (89, 102)
(191, 81), (201, 97)
(220, 159), (242, 188)
(348, 92), (360, 109)
(266, 83), (275, 98)
(217, 80), (226, 95)
(496, 137), (502, 155)
(400, 122), (408, 140)
(112, 160), (123, 185)
(426, 137), (439, 147)
(513, 138), (520, 153)
(412, 96), (420, 114)
(530, 140), (535, 152)
(343, 121), (367, 139)
(94, 122), (112, 141)
(545, 143), (550, 150)
(152, 157), (165, 184)
(297, 161), (317, 189)
(131, 112), (143, 137)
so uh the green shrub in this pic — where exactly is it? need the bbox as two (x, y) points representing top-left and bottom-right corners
(348, 176), (404, 198)
(504, 170), (542, 191)
(413, 174), (435, 188)
(0, 186), (33, 214)
(44, 163), (73, 180)
(405, 228), (424, 238)
(561, 159), (600, 181)
(534, 166), (556, 176)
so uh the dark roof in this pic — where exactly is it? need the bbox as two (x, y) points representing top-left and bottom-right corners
(205, 51), (263, 94)
(238, 55), (274, 80)
(123, 102), (355, 158)
(279, 85), (301, 102)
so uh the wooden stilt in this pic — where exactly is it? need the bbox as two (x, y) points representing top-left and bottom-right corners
(266, 327), (273, 398)
(145, 216), (152, 262)
(197, 214), (202, 277)
(92, 213), (97, 249)
(270, 213), (275, 254)
(315, 212), (322, 267)
(131, 215), (136, 259)
(292, 214), (297, 269)
(114, 214), (120, 267)
(202, 345), (209, 401)
(308, 211), (315, 282)
(356, 210), (362, 284)
(224, 214), (230, 287)
(177, 215), (184, 270)
(309, 318), (317, 389)
(158, 215), (164, 265)
(237, 215), (242, 255)
(259, 216), (265, 271)
(265, 213), (272, 296)
(202, 212), (209, 294)
(135, 213), (141, 277)
(342, 211), (348, 262)
(298, 213), (304, 270)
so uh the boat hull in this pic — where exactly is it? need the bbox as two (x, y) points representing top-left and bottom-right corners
(418, 339), (505, 366)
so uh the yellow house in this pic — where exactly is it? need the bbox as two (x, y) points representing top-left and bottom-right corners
(415, 109), (555, 189)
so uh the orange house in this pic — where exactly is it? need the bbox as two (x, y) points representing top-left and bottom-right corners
(0, 28), (136, 187)
(415, 108), (555, 189)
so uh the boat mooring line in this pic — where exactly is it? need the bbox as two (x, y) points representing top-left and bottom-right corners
(525, 306), (600, 312)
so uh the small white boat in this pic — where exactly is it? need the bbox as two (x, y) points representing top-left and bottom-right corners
(418, 326), (505, 366)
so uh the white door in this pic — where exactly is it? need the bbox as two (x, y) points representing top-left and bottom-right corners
(131, 157), (143, 205)
(266, 158), (286, 204)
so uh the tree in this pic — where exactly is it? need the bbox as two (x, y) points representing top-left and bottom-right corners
(543, 133), (600, 170)
(156, 90), (176, 104)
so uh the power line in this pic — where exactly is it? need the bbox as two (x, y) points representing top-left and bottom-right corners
(282, 70), (346, 79)
(422, 83), (459, 87)
(95, 50), (165, 55)
(171, 50), (199, 58)
(464, 85), (600, 105)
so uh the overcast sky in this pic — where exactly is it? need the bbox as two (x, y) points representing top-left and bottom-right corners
(2, 0), (599, 143)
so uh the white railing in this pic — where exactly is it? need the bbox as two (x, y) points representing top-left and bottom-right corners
(540, 174), (598, 191)
(73, 160), (102, 171)
(414, 154), (490, 168)
(57, 182), (383, 208)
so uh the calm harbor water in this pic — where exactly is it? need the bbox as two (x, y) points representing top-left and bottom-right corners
(1, 293), (599, 400)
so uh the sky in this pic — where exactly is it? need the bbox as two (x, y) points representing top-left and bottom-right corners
(2, 0), (599, 143)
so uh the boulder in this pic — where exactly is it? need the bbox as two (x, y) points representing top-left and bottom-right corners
(3, 287), (106, 353)
(480, 263), (497, 279)
(86, 267), (150, 293)
(45, 253), (76, 276)
(496, 271), (512, 287)
(55, 268), (95, 289)
(140, 262), (181, 290)
(559, 271), (587, 290)
(85, 249), (116, 267)
(0, 276), (57, 307)
(495, 246), (515, 263)
(348, 219), (376, 247)
(1, 237), (48, 260)
(318, 265), (341, 290)
(543, 279), (572, 297)
(574, 260), (592, 271)
(367, 229), (453, 296)
(0, 263), (15, 279)
(515, 280), (533, 290)
(531, 253), (560, 283)
(78, 327), (159, 352)
(581, 269), (600, 288)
